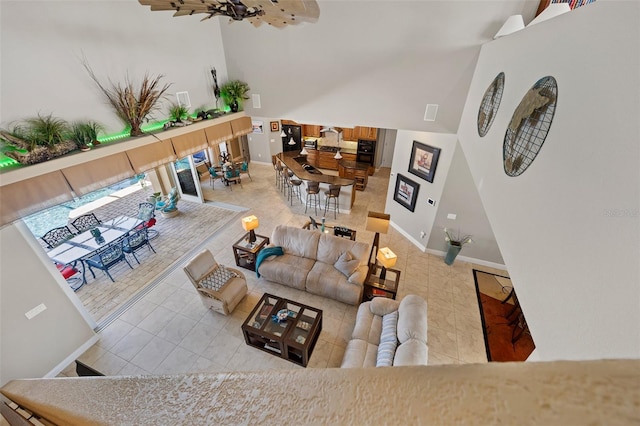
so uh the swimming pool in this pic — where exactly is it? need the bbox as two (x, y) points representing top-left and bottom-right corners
(23, 176), (143, 238)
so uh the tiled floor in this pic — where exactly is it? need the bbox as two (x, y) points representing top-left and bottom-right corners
(61, 161), (508, 377)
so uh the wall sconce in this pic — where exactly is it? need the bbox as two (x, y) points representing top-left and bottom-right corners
(377, 247), (397, 280)
(366, 211), (390, 266)
(242, 215), (259, 244)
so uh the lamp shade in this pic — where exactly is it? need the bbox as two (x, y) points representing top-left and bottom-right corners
(288, 137), (296, 145)
(493, 15), (525, 39)
(280, 130), (286, 137)
(241, 215), (259, 231)
(366, 211), (390, 234)
(377, 247), (397, 269)
(300, 147), (309, 155)
(334, 150), (343, 159)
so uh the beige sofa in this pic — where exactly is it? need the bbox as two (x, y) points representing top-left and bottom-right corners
(257, 225), (370, 305)
(341, 295), (428, 368)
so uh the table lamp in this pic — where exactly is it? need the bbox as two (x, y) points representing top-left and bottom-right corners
(242, 215), (259, 244)
(377, 247), (397, 280)
(366, 211), (390, 266)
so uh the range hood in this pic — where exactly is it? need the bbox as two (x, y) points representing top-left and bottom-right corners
(320, 126), (342, 133)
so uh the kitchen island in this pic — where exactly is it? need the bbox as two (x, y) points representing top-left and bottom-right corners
(277, 151), (356, 213)
(338, 160), (369, 191)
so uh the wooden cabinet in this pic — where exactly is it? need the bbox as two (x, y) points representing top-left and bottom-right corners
(318, 151), (339, 170)
(341, 153), (357, 162)
(341, 128), (356, 141)
(306, 149), (319, 167)
(302, 124), (322, 138)
(354, 126), (377, 140)
(339, 164), (355, 179)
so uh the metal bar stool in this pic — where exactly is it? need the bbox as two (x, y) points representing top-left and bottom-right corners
(304, 181), (321, 215)
(288, 172), (303, 205)
(324, 184), (341, 219)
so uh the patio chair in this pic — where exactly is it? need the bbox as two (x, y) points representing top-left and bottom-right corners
(209, 167), (223, 189)
(70, 213), (102, 233)
(56, 263), (83, 291)
(85, 240), (133, 282)
(183, 249), (247, 315)
(239, 160), (252, 181)
(41, 226), (75, 249)
(136, 202), (158, 239)
(122, 227), (156, 264)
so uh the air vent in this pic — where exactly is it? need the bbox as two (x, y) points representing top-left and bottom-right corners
(176, 91), (191, 108)
(424, 104), (438, 122)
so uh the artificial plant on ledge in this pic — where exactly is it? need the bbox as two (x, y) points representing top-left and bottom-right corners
(83, 60), (171, 137)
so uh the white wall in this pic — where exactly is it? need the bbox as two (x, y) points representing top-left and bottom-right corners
(457, 1), (640, 360)
(386, 131), (457, 248)
(246, 116), (284, 163)
(0, 1), (229, 133)
(220, 1), (536, 134)
(0, 223), (96, 386)
(427, 142), (504, 265)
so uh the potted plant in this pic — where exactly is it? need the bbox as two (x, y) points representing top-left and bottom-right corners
(220, 80), (250, 112)
(0, 113), (76, 164)
(168, 103), (190, 123)
(443, 228), (472, 265)
(83, 61), (171, 137)
(69, 122), (92, 151)
(83, 120), (105, 146)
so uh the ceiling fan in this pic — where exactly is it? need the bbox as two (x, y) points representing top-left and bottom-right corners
(138, 0), (320, 28)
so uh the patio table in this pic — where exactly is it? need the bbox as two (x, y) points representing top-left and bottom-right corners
(47, 215), (142, 286)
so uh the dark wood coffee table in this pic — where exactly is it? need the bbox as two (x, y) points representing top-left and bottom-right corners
(241, 293), (322, 367)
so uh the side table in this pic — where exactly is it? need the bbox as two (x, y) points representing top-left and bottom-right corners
(362, 263), (401, 303)
(232, 233), (269, 271)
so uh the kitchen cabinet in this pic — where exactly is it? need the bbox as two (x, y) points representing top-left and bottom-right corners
(318, 151), (339, 170)
(302, 124), (322, 138)
(341, 128), (356, 141)
(306, 149), (319, 167)
(341, 153), (357, 162)
(355, 126), (377, 140)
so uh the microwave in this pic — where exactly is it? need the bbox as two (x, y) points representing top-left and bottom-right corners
(304, 139), (318, 149)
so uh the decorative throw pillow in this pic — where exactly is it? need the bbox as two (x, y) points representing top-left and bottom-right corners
(200, 265), (238, 291)
(379, 311), (399, 344)
(376, 340), (397, 367)
(334, 251), (360, 277)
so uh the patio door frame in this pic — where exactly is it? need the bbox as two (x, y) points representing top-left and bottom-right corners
(169, 154), (204, 204)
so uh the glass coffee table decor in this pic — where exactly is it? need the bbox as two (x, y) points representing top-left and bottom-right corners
(241, 293), (322, 367)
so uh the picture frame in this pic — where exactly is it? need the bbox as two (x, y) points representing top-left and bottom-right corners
(394, 174), (420, 212)
(409, 141), (441, 183)
(252, 120), (264, 134)
(270, 121), (280, 132)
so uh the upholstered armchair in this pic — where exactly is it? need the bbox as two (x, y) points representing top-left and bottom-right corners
(183, 249), (248, 315)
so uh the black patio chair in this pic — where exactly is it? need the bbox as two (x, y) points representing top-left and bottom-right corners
(136, 202), (159, 240)
(71, 213), (102, 233)
(41, 226), (75, 249)
(122, 227), (156, 264)
(85, 239), (133, 282)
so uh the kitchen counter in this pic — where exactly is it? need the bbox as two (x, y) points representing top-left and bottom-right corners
(277, 151), (354, 186)
(338, 160), (369, 171)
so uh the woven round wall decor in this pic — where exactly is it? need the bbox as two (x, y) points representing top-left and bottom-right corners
(503, 76), (557, 177)
(477, 72), (505, 137)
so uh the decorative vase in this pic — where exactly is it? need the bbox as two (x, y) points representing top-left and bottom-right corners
(444, 242), (462, 265)
(230, 100), (239, 112)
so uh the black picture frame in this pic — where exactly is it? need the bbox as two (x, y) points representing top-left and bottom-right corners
(394, 174), (420, 212)
(409, 141), (441, 183)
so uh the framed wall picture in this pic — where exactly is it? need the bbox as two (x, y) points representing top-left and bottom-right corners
(394, 174), (420, 212)
(409, 141), (441, 183)
(252, 120), (264, 134)
(270, 121), (280, 132)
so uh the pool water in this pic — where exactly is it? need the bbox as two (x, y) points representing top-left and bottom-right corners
(24, 176), (143, 238)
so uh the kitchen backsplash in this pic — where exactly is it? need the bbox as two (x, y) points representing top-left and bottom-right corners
(316, 134), (357, 151)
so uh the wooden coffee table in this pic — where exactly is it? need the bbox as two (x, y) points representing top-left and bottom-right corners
(241, 293), (322, 367)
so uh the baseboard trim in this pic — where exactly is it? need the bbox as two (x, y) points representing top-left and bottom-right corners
(390, 221), (426, 251)
(45, 334), (100, 378)
(425, 248), (506, 270)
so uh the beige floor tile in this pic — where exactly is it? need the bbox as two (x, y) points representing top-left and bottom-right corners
(96, 319), (134, 350)
(178, 321), (222, 356)
(130, 336), (176, 372)
(118, 362), (151, 376)
(118, 299), (159, 327)
(156, 314), (198, 345)
(428, 326), (459, 360)
(92, 352), (128, 375)
(110, 327), (154, 361)
(428, 350), (460, 365)
(154, 346), (199, 375)
(202, 331), (243, 366)
(137, 305), (177, 335)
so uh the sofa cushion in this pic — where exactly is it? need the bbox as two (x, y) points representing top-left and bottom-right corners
(397, 295), (428, 344)
(306, 261), (362, 305)
(316, 233), (369, 267)
(257, 254), (315, 291)
(334, 251), (360, 277)
(369, 297), (401, 317)
(200, 265), (238, 291)
(351, 301), (383, 345)
(341, 339), (378, 368)
(270, 225), (320, 259)
(348, 264), (369, 285)
(393, 339), (428, 366)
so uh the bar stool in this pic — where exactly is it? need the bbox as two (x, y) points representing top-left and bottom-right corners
(324, 184), (341, 219)
(288, 172), (303, 205)
(275, 161), (285, 191)
(305, 181), (321, 215)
